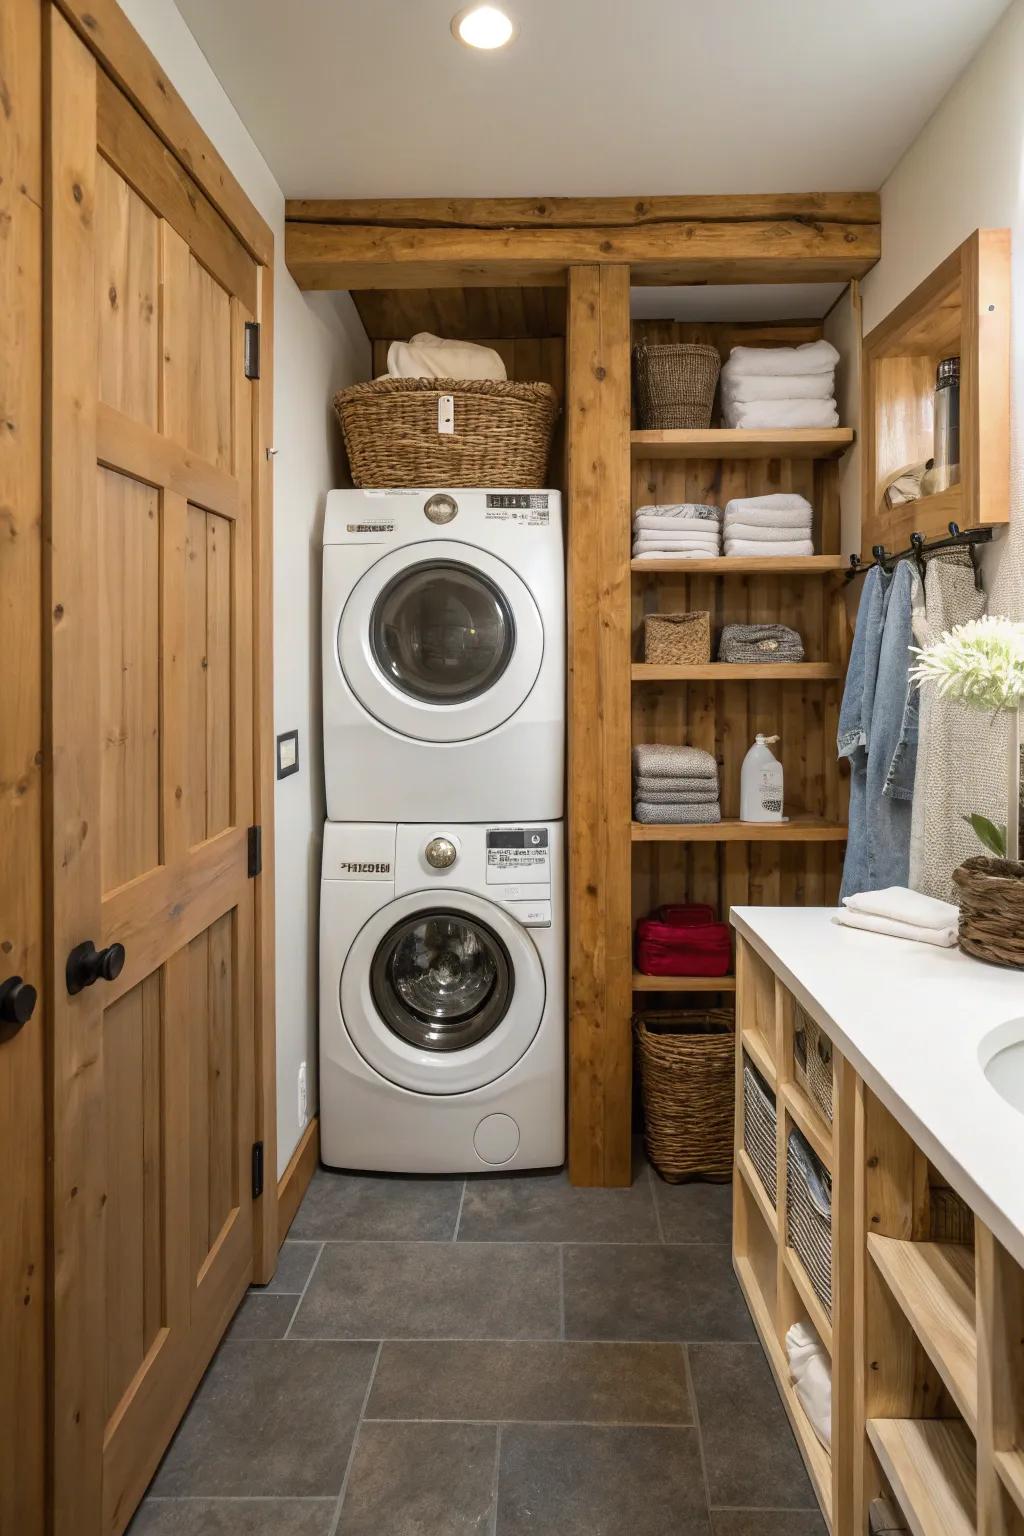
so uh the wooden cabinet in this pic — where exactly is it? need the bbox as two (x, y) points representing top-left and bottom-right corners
(861, 228), (1010, 557)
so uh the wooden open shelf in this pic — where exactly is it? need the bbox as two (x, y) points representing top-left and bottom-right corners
(866, 1418), (976, 1536)
(631, 427), (854, 460)
(631, 554), (846, 574)
(741, 1026), (776, 1088)
(867, 1235), (977, 1433)
(783, 1243), (834, 1353)
(632, 818), (848, 844)
(737, 1149), (779, 1238)
(780, 1081), (833, 1172)
(632, 662), (842, 682)
(631, 972), (735, 992)
(995, 1450), (1024, 1518)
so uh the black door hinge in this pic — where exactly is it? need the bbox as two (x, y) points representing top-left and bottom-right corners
(247, 825), (262, 878)
(251, 1140), (264, 1200)
(243, 321), (261, 380)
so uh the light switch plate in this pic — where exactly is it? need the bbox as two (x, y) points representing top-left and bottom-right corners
(277, 729), (299, 779)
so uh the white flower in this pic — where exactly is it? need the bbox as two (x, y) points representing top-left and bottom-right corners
(910, 616), (1024, 712)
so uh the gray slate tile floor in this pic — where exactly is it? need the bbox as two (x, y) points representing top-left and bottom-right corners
(131, 1157), (826, 1535)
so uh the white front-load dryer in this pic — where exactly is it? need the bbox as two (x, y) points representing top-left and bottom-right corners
(322, 488), (564, 822)
(319, 819), (565, 1173)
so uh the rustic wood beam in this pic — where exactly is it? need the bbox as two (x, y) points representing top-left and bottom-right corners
(286, 217), (880, 291)
(287, 192), (880, 228)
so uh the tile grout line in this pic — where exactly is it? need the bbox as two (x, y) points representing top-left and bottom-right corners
(646, 1162), (667, 1244)
(558, 1245), (566, 1340)
(452, 1180), (468, 1242)
(326, 1341), (383, 1536)
(283, 1241), (326, 1339)
(681, 1344), (714, 1521)
(489, 1424), (502, 1536)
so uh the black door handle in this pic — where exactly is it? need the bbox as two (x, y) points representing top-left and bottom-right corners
(0, 976), (37, 1042)
(66, 940), (126, 996)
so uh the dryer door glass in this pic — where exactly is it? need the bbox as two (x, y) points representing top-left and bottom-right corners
(371, 910), (514, 1052)
(370, 561), (515, 704)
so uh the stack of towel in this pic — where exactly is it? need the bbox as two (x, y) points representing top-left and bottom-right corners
(720, 340), (839, 431)
(632, 503), (721, 561)
(386, 333), (507, 381)
(633, 743), (721, 824)
(723, 493), (814, 558)
(832, 887), (959, 947)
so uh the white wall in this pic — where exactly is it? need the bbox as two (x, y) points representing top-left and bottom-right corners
(861, 0), (1024, 619)
(119, 0), (370, 1177)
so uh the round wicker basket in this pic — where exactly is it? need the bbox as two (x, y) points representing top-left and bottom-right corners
(952, 854), (1024, 968)
(634, 1008), (735, 1183)
(333, 377), (559, 488)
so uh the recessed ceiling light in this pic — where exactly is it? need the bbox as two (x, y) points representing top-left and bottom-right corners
(451, 5), (517, 50)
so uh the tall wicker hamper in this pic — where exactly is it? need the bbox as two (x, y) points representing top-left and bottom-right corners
(634, 1009), (735, 1182)
(633, 342), (721, 430)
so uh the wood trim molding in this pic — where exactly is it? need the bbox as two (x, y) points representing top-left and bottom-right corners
(52, 0), (273, 264)
(287, 193), (881, 228)
(277, 1118), (319, 1243)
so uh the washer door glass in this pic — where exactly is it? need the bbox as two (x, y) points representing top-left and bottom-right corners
(371, 910), (514, 1052)
(370, 561), (515, 704)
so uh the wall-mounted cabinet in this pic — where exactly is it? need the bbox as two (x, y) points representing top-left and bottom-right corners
(861, 228), (1010, 556)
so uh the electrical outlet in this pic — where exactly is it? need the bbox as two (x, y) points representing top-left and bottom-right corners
(297, 1061), (308, 1128)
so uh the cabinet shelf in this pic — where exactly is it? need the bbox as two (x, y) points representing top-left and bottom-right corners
(632, 662), (841, 682)
(631, 972), (736, 993)
(631, 555), (846, 574)
(782, 1243), (834, 1354)
(632, 818), (848, 844)
(867, 1235), (977, 1433)
(780, 1081), (833, 1172)
(866, 1418), (976, 1536)
(631, 428), (854, 461)
(995, 1450), (1024, 1519)
(737, 1148), (778, 1237)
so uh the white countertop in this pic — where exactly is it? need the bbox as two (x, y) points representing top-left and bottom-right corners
(731, 906), (1024, 1267)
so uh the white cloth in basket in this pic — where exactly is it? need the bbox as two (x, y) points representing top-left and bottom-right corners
(387, 333), (507, 382)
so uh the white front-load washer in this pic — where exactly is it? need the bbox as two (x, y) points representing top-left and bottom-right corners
(319, 819), (565, 1173)
(322, 488), (564, 823)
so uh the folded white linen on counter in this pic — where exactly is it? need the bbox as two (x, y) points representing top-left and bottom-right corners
(721, 339), (840, 378)
(633, 512), (722, 532)
(387, 333), (507, 381)
(831, 908), (957, 947)
(723, 494), (813, 530)
(632, 502), (721, 523)
(723, 538), (815, 558)
(723, 398), (839, 430)
(724, 523), (815, 544)
(722, 372), (835, 403)
(842, 886), (959, 930)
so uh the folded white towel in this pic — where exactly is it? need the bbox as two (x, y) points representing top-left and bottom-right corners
(722, 373), (835, 403)
(832, 909), (957, 948)
(387, 332), (507, 382)
(723, 399), (839, 430)
(843, 887), (959, 931)
(631, 549), (719, 562)
(723, 505), (813, 532)
(724, 538), (815, 558)
(721, 339), (840, 379)
(632, 503), (721, 524)
(724, 523), (813, 543)
(633, 529), (719, 547)
(634, 512), (722, 533)
(726, 494), (812, 513)
(633, 541), (719, 557)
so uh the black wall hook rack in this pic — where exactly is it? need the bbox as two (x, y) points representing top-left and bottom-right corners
(846, 521), (993, 584)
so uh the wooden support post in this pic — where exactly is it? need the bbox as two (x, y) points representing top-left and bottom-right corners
(566, 264), (632, 1188)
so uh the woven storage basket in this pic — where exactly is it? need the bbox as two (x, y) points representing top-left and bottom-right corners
(793, 1004), (834, 1125)
(952, 855), (1024, 968)
(633, 343), (721, 430)
(742, 1057), (777, 1206)
(332, 377), (559, 489)
(787, 1129), (833, 1318)
(643, 611), (711, 665)
(634, 1009), (735, 1183)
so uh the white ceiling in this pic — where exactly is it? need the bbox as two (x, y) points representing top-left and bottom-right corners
(175, 0), (1008, 200)
(630, 284), (845, 322)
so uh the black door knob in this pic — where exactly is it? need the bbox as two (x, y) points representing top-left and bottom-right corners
(0, 976), (37, 1041)
(66, 940), (126, 996)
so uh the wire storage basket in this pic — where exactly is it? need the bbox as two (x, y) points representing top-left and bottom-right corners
(633, 342), (721, 430)
(332, 377), (559, 489)
(793, 1005), (834, 1125)
(787, 1128), (833, 1318)
(742, 1057), (777, 1206)
(634, 1008), (735, 1183)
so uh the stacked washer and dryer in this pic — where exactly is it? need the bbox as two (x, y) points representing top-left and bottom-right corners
(319, 488), (566, 1172)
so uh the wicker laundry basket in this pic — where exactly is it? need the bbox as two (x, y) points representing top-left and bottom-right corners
(952, 855), (1024, 968)
(332, 377), (559, 488)
(634, 1008), (735, 1183)
(643, 611), (711, 665)
(633, 342), (721, 430)
(742, 1058), (778, 1206)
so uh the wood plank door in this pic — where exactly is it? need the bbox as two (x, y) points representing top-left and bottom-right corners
(45, 11), (266, 1531)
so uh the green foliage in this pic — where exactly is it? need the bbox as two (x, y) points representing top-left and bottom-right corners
(962, 813), (1007, 858)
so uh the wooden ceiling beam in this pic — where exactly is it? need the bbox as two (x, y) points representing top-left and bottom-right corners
(285, 214), (881, 291)
(286, 192), (880, 229)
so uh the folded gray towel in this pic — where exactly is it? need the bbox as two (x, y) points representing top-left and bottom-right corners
(632, 743), (718, 780)
(633, 779), (720, 802)
(634, 799), (722, 825)
(718, 623), (805, 664)
(633, 502), (721, 524)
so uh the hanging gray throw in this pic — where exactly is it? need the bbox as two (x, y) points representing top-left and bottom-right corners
(718, 623), (805, 664)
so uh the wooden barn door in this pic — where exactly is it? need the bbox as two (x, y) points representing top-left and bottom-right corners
(45, 11), (266, 1531)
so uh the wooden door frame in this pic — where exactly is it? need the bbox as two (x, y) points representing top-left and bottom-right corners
(43, 0), (279, 1307)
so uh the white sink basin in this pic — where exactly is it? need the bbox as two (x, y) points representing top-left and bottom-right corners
(982, 1020), (1024, 1116)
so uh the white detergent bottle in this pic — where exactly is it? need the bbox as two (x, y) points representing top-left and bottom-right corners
(740, 734), (785, 823)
